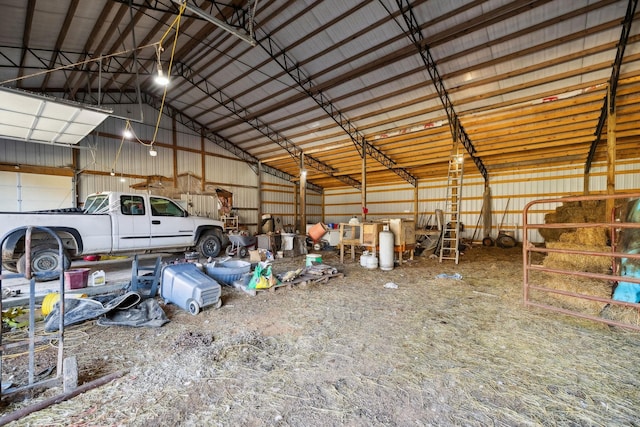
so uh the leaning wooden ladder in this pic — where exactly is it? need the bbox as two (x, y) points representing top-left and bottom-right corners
(439, 153), (464, 263)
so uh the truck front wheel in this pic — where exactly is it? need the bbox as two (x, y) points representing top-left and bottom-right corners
(197, 232), (222, 258)
(2, 261), (18, 273)
(17, 245), (71, 282)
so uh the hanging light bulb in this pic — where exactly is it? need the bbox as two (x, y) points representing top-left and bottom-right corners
(154, 68), (170, 86)
(110, 169), (116, 176)
(154, 44), (169, 86)
(123, 127), (133, 139)
(149, 146), (158, 157)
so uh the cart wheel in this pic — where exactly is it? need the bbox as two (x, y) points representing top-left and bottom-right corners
(482, 236), (494, 247)
(188, 300), (200, 315)
(239, 246), (249, 258)
(225, 245), (235, 256)
(215, 298), (223, 309)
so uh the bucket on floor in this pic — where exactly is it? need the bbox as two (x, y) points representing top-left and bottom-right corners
(281, 233), (295, 251)
(89, 270), (106, 286)
(308, 222), (328, 242)
(306, 253), (322, 267)
(64, 268), (90, 290)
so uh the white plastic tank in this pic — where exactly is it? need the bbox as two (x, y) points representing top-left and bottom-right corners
(360, 251), (370, 267)
(366, 254), (378, 270)
(379, 225), (395, 271)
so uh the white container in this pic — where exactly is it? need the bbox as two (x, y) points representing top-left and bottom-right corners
(360, 251), (370, 267)
(281, 233), (295, 250)
(366, 255), (378, 270)
(89, 270), (106, 286)
(379, 226), (395, 271)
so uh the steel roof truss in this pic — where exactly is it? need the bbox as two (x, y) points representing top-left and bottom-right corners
(174, 61), (360, 189)
(393, 0), (488, 182)
(256, 29), (418, 187)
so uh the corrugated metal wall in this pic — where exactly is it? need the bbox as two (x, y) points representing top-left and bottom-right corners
(1, 102), (638, 243)
(324, 161), (640, 243)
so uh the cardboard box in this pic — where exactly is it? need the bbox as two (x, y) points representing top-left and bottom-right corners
(249, 249), (267, 263)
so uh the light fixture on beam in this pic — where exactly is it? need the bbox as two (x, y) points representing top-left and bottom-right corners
(123, 122), (133, 138)
(154, 45), (170, 86)
(110, 169), (116, 176)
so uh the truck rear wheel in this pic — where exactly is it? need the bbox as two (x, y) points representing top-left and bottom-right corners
(197, 232), (222, 258)
(17, 245), (71, 282)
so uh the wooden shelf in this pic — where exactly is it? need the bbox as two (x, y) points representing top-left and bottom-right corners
(221, 215), (238, 231)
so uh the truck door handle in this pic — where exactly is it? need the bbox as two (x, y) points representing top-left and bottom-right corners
(152, 220), (161, 225)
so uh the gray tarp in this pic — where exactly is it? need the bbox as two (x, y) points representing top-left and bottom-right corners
(44, 292), (169, 332)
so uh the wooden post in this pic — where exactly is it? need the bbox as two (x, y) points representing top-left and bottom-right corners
(200, 129), (206, 192)
(414, 183), (419, 226)
(300, 153), (306, 233)
(361, 142), (367, 222)
(257, 161), (263, 235)
(606, 85), (616, 217)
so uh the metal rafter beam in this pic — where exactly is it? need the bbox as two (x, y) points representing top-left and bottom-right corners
(254, 29), (418, 188)
(174, 61), (361, 189)
(0, 46), (156, 78)
(169, 0), (256, 46)
(70, 90), (323, 193)
(393, 0), (488, 181)
(585, 0), (638, 173)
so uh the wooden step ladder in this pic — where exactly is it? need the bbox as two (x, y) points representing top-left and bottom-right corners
(439, 153), (464, 263)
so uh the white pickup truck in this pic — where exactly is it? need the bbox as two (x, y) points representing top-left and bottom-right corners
(0, 192), (228, 281)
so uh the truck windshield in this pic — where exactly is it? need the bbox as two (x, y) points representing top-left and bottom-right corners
(84, 195), (110, 214)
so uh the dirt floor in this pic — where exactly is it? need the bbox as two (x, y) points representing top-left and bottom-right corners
(1, 244), (639, 426)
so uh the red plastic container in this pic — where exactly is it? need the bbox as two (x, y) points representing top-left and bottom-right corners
(308, 222), (328, 242)
(64, 268), (90, 290)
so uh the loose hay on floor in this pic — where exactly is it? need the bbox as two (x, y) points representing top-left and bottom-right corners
(1, 247), (639, 426)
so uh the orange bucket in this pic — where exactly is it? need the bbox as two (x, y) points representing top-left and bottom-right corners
(308, 222), (328, 242)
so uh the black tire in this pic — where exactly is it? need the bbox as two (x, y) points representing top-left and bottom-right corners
(17, 245), (71, 282)
(197, 232), (222, 258)
(2, 261), (18, 273)
(496, 234), (517, 249)
(239, 246), (248, 258)
(188, 299), (200, 315)
(225, 245), (235, 256)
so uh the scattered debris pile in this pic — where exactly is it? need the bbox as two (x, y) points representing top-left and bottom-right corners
(238, 262), (344, 296)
